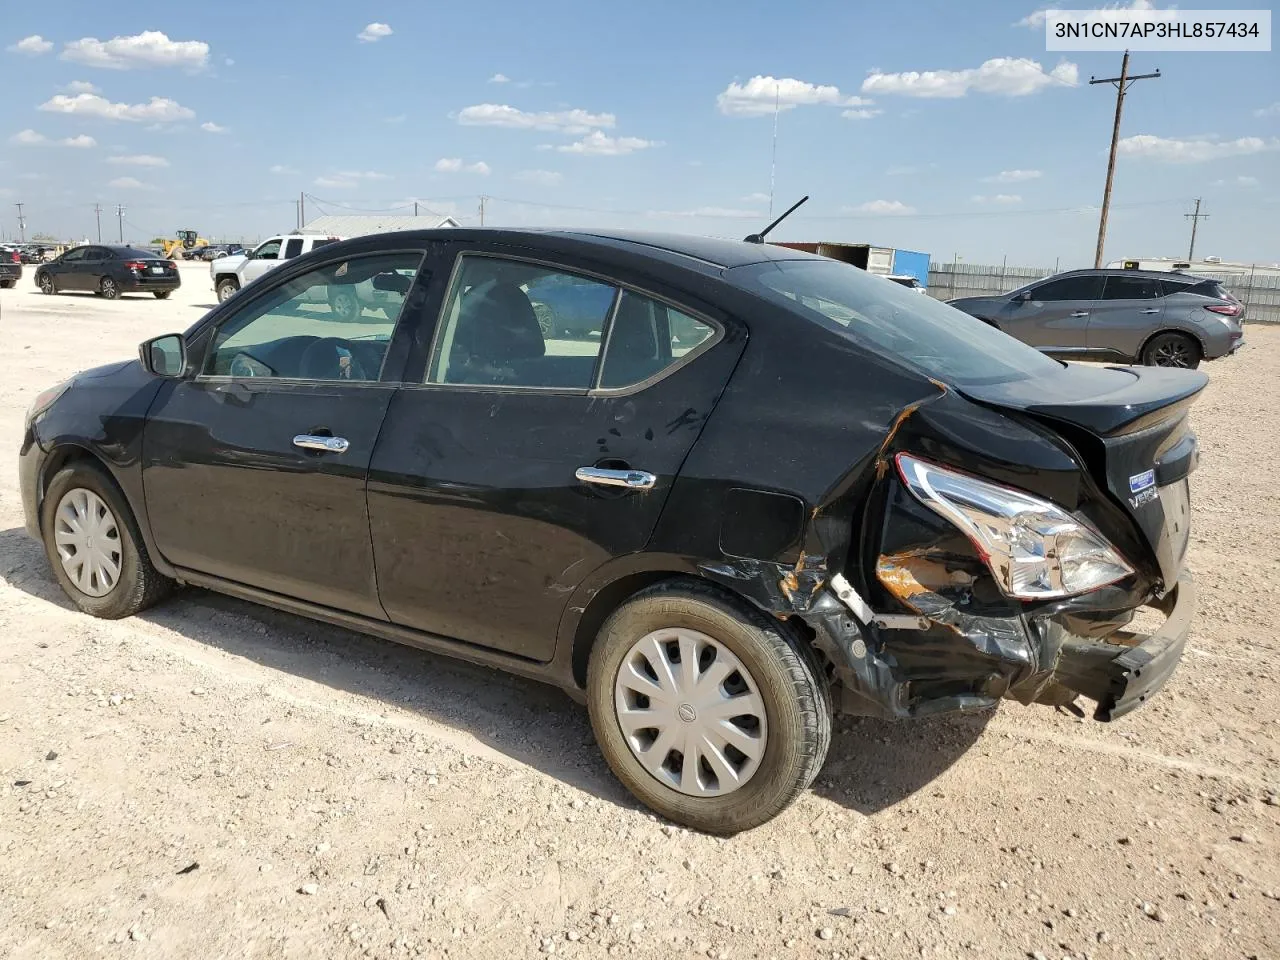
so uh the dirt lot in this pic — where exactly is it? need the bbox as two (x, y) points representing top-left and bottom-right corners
(1, 265), (1277, 960)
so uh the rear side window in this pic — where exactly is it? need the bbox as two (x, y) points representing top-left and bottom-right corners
(598, 292), (715, 388)
(1029, 275), (1104, 301)
(313, 238), (340, 251)
(742, 259), (1062, 387)
(1101, 275), (1161, 299)
(284, 238), (304, 259)
(1158, 278), (1194, 297)
(1186, 278), (1235, 301)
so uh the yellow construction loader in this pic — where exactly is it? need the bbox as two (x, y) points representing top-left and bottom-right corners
(159, 230), (209, 260)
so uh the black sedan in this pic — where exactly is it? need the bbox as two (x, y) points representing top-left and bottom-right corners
(19, 228), (1203, 832)
(0, 246), (21, 288)
(34, 244), (180, 300)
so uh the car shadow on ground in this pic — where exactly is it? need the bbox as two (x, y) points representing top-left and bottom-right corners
(0, 525), (989, 820)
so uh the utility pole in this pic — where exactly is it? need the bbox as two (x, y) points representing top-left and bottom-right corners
(413, 200), (419, 216)
(15, 203), (26, 242)
(299, 191), (305, 230)
(1089, 51), (1161, 268)
(479, 195), (487, 227)
(115, 204), (125, 243)
(94, 203), (103, 242)
(1184, 198), (1208, 260)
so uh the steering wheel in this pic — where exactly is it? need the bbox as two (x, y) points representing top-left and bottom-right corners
(229, 352), (272, 378)
(298, 337), (368, 381)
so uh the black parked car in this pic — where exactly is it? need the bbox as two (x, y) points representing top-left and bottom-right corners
(20, 229), (1204, 833)
(0, 246), (21, 288)
(33, 245), (180, 300)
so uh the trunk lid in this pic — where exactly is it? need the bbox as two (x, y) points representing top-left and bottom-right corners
(959, 363), (1208, 587)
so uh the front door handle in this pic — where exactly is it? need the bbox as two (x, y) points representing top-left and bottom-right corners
(575, 467), (656, 490)
(293, 434), (350, 454)
(1141, 308), (1160, 314)
(1070, 311), (1090, 318)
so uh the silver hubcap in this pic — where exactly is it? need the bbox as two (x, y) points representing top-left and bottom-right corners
(40, 276), (52, 292)
(53, 488), (122, 598)
(102, 280), (115, 295)
(614, 628), (768, 797)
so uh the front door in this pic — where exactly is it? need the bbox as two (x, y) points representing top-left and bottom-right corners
(142, 248), (431, 617)
(367, 247), (744, 660)
(1089, 273), (1164, 359)
(240, 238), (283, 285)
(999, 273), (1104, 351)
(50, 246), (90, 290)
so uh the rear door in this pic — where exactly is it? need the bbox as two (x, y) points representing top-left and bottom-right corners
(142, 247), (432, 617)
(1089, 273), (1164, 359)
(366, 245), (744, 660)
(1001, 274), (1103, 350)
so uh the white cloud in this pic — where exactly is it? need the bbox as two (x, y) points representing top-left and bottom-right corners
(61, 31), (209, 70)
(983, 169), (1042, 183)
(1255, 102), (1280, 118)
(10, 35), (54, 55)
(716, 75), (873, 116)
(108, 153), (169, 167)
(1118, 134), (1280, 163)
(842, 108), (882, 120)
(1211, 175), (1260, 187)
(489, 73), (511, 83)
(39, 93), (195, 122)
(862, 58), (1078, 98)
(224, 57), (235, 66)
(314, 170), (391, 188)
(434, 158), (490, 174)
(358, 23), (393, 43)
(845, 199), (917, 215)
(456, 103), (616, 133)
(107, 176), (148, 189)
(886, 163), (938, 176)
(269, 164), (298, 174)
(9, 129), (97, 147)
(741, 192), (772, 203)
(64, 80), (99, 93)
(1017, 0), (1166, 29)
(654, 206), (763, 218)
(384, 114), (407, 124)
(514, 169), (563, 186)
(971, 193), (1023, 204)
(200, 121), (227, 133)
(555, 130), (659, 156)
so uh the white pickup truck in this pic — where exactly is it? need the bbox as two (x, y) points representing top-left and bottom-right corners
(210, 233), (344, 303)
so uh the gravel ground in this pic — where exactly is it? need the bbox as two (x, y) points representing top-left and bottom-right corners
(1, 266), (1277, 960)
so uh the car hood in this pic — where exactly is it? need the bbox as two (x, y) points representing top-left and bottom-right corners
(76, 359), (135, 381)
(214, 254), (247, 273)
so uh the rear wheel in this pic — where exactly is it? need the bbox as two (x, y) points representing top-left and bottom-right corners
(99, 276), (120, 300)
(215, 277), (240, 302)
(0, 278), (14, 290)
(329, 288), (361, 322)
(153, 291), (171, 300)
(1142, 332), (1201, 369)
(587, 580), (831, 834)
(40, 462), (174, 619)
(38, 273), (55, 295)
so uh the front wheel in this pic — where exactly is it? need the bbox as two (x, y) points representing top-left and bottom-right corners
(40, 462), (174, 619)
(1142, 332), (1201, 369)
(99, 277), (120, 300)
(587, 580), (831, 834)
(215, 277), (240, 302)
(38, 273), (56, 295)
(153, 291), (171, 300)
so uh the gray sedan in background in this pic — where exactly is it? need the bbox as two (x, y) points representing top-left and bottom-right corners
(948, 268), (1244, 368)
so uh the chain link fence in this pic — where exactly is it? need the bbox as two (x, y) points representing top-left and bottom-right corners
(926, 262), (1280, 324)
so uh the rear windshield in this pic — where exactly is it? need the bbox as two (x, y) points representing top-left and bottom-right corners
(738, 259), (1062, 386)
(118, 247), (160, 259)
(1186, 278), (1235, 302)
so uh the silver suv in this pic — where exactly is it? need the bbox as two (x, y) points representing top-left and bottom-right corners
(948, 268), (1244, 368)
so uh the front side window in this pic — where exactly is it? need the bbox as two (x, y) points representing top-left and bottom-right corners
(428, 256), (617, 389)
(60, 248), (87, 263)
(1101, 275), (1160, 300)
(741, 259), (1062, 387)
(253, 239), (282, 261)
(204, 252), (424, 382)
(1028, 275), (1104, 302)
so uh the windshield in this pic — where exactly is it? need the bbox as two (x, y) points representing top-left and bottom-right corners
(738, 260), (1062, 386)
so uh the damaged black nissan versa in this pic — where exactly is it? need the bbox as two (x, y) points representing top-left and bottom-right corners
(19, 229), (1204, 833)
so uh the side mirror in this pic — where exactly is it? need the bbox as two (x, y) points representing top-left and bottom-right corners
(139, 334), (187, 378)
(1015, 290), (1033, 303)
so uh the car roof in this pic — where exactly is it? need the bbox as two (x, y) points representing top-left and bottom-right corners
(1051, 267), (1214, 282)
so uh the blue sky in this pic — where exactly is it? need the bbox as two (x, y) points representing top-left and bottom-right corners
(1, 0), (1276, 266)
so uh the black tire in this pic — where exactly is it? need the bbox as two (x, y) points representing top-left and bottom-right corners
(0, 278), (14, 290)
(40, 461), (174, 619)
(1142, 331), (1201, 369)
(587, 579), (831, 834)
(38, 273), (56, 295)
(215, 277), (240, 302)
(329, 288), (361, 322)
(153, 291), (171, 300)
(99, 276), (120, 300)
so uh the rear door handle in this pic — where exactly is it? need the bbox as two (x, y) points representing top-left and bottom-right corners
(1070, 311), (1090, 318)
(575, 467), (656, 490)
(293, 434), (350, 454)
(1141, 308), (1160, 314)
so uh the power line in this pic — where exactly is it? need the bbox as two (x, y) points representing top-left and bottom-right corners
(1185, 198), (1208, 259)
(1089, 50), (1161, 268)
